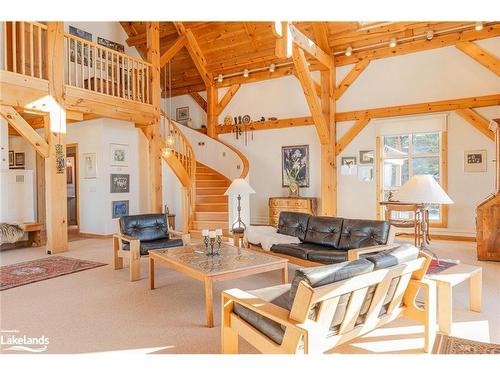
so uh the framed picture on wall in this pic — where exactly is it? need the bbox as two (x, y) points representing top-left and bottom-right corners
(282, 145), (310, 187)
(14, 152), (25, 168)
(82, 153), (97, 179)
(359, 150), (374, 164)
(112, 200), (129, 218)
(110, 174), (130, 193)
(110, 143), (129, 167)
(341, 156), (357, 176)
(464, 150), (487, 172)
(176, 106), (189, 122)
(9, 150), (14, 166)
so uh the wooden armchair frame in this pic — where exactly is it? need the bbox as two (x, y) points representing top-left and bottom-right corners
(113, 220), (190, 281)
(221, 251), (435, 354)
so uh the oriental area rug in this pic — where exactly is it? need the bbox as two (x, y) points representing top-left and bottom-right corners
(0, 256), (106, 291)
(433, 334), (500, 354)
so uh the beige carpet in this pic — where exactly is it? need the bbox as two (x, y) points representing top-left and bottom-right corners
(0, 238), (499, 354)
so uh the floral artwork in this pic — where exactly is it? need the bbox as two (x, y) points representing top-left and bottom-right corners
(282, 145), (309, 187)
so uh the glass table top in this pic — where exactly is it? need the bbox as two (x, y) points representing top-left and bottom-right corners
(150, 244), (286, 275)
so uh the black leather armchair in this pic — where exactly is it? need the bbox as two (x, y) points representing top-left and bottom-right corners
(113, 214), (190, 281)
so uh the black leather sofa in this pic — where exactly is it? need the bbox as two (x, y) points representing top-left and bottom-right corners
(113, 214), (189, 281)
(268, 211), (395, 265)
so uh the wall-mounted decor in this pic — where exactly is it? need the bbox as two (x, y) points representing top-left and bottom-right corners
(341, 156), (357, 176)
(112, 200), (129, 218)
(9, 150), (14, 166)
(55, 144), (65, 174)
(358, 165), (374, 182)
(110, 143), (129, 167)
(66, 157), (75, 184)
(464, 150), (487, 172)
(82, 153), (97, 179)
(176, 106), (189, 122)
(97, 37), (125, 53)
(110, 174), (130, 193)
(282, 145), (309, 187)
(14, 152), (25, 168)
(359, 150), (374, 164)
(69, 26), (93, 66)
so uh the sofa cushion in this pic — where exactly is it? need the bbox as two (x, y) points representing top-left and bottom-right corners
(307, 250), (348, 264)
(337, 219), (390, 250)
(120, 214), (170, 242)
(304, 216), (343, 249)
(233, 284), (291, 345)
(271, 243), (317, 260)
(277, 212), (311, 242)
(122, 238), (183, 256)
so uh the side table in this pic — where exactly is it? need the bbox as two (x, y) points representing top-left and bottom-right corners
(425, 264), (482, 335)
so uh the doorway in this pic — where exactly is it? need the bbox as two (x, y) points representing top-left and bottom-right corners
(66, 144), (79, 228)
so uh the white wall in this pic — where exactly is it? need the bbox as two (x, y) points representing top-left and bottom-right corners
(162, 96), (207, 130)
(172, 37), (500, 236)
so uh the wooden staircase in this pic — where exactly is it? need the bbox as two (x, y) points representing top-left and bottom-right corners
(191, 162), (231, 236)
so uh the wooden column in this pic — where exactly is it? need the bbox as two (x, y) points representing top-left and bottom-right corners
(207, 84), (218, 138)
(45, 22), (68, 253)
(146, 22), (163, 213)
(320, 60), (336, 216)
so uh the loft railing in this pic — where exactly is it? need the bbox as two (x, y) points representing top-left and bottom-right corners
(64, 33), (152, 104)
(160, 110), (197, 232)
(3, 21), (47, 79)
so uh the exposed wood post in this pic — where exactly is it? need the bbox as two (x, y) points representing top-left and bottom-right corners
(207, 84), (218, 138)
(189, 92), (207, 112)
(320, 63), (336, 216)
(44, 22), (68, 254)
(146, 21), (163, 213)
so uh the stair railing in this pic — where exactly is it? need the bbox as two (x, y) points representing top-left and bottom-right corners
(160, 110), (196, 232)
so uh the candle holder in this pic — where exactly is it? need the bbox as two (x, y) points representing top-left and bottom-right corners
(215, 235), (222, 255)
(203, 234), (209, 253)
(209, 236), (216, 256)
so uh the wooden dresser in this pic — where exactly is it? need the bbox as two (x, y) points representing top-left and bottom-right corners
(269, 197), (318, 227)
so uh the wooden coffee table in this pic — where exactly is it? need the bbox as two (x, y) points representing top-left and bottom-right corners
(148, 244), (288, 328)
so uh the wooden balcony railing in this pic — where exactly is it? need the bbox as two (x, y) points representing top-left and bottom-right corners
(64, 33), (152, 104)
(3, 21), (47, 79)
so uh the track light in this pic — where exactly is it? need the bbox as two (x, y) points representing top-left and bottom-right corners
(475, 22), (483, 31)
(389, 37), (397, 48)
(426, 30), (434, 41)
(243, 69), (249, 78)
(269, 64), (276, 73)
(217, 74), (223, 83)
(345, 46), (353, 56)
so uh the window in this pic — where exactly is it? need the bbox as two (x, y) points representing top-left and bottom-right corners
(380, 131), (447, 225)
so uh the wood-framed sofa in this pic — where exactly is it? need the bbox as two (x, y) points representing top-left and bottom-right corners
(245, 211), (397, 267)
(113, 213), (190, 281)
(221, 243), (436, 354)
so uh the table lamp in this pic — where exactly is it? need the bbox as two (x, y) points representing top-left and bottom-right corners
(394, 174), (453, 252)
(224, 178), (255, 233)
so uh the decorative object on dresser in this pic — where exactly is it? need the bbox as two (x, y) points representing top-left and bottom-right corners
(268, 197), (317, 227)
(225, 178), (255, 233)
(282, 145), (309, 187)
(288, 182), (299, 197)
(476, 119), (500, 261)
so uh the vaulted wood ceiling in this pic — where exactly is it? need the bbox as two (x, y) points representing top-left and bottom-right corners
(120, 21), (500, 97)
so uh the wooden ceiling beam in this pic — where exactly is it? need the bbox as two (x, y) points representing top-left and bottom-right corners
(289, 24), (331, 69)
(216, 84), (240, 115)
(335, 59), (371, 100)
(456, 41), (500, 76)
(455, 108), (495, 140)
(216, 116), (314, 134)
(160, 35), (186, 67)
(189, 92), (207, 112)
(336, 93), (500, 122)
(335, 23), (500, 66)
(335, 117), (371, 156)
(215, 64), (295, 88)
(292, 44), (329, 144)
(311, 22), (331, 53)
(0, 105), (49, 157)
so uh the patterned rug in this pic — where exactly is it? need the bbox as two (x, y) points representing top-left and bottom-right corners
(427, 258), (459, 274)
(433, 334), (500, 354)
(0, 256), (106, 291)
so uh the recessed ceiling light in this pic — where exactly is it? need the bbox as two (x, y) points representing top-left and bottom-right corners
(345, 46), (353, 56)
(475, 21), (484, 31)
(217, 74), (223, 83)
(243, 69), (249, 78)
(269, 64), (276, 73)
(426, 30), (434, 41)
(389, 37), (397, 48)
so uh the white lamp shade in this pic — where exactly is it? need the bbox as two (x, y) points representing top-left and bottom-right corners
(393, 175), (453, 204)
(224, 178), (256, 196)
